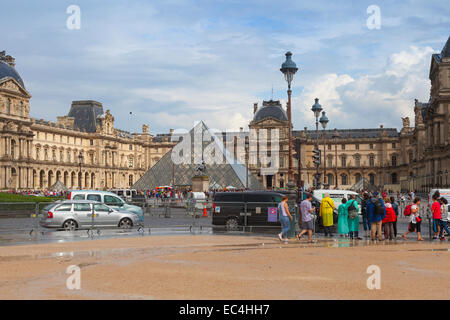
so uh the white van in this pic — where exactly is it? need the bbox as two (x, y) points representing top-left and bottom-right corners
(312, 189), (362, 213)
(190, 192), (207, 210)
(110, 189), (137, 202)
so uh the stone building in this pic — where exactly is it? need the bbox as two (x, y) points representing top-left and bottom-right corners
(248, 100), (402, 190)
(399, 36), (450, 191)
(0, 51), (175, 191)
(245, 37), (450, 192)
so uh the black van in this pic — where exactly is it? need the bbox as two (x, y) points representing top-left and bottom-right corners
(212, 191), (284, 230)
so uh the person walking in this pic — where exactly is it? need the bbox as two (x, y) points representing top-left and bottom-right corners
(278, 196), (293, 243)
(347, 195), (361, 239)
(362, 192), (371, 238)
(366, 192), (386, 242)
(337, 198), (349, 237)
(438, 198), (450, 241)
(431, 193), (442, 239)
(402, 197), (424, 241)
(390, 196), (399, 238)
(383, 198), (396, 240)
(297, 193), (315, 243)
(319, 193), (335, 237)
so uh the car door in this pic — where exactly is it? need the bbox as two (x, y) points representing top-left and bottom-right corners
(93, 203), (114, 226)
(73, 202), (94, 227)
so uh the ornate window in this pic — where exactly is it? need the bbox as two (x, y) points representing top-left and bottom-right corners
(341, 156), (346, 167)
(369, 155), (375, 166)
(355, 156), (361, 167)
(391, 173), (398, 184)
(369, 173), (375, 185)
(128, 158), (133, 168)
(10, 140), (15, 159)
(19, 102), (23, 117)
(6, 98), (11, 114)
(391, 155), (397, 166)
(128, 174), (133, 187)
(341, 174), (347, 185)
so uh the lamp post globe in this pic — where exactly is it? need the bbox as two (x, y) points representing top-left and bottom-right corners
(319, 111), (329, 129)
(280, 51), (298, 88)
(311, 98), (322, 119)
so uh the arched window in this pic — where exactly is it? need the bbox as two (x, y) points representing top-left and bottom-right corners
(341, 174), (347, 185)
(355, 173), (361, 183)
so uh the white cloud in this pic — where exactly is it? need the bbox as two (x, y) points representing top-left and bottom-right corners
(293, 45), (433, 129)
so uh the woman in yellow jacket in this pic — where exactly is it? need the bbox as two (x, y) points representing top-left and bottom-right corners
(320, 193), (336, 237)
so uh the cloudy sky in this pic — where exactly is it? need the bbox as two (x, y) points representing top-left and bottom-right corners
(1, 0), (449, 134)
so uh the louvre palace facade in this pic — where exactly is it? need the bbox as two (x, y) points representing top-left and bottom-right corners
(0, 51), (176, 191)
(2, 37), (449, 192)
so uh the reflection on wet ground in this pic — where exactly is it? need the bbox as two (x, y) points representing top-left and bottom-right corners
(1, 234), (448, 264)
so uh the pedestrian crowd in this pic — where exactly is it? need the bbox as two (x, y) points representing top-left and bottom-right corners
(282, 189), (450, 243)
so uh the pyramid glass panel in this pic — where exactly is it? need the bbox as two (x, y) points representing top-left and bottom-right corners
(133, 121), (264, 190)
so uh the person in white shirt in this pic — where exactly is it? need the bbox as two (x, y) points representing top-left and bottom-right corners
(402, 198), (423, 241)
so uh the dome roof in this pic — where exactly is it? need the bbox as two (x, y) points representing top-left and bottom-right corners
(253, 100), (288, 122)
(0, 61), (25, 88)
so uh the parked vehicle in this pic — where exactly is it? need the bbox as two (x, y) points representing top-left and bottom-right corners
(39, 200), (140, 230)
(190, 192), (207, 210)
(312, 189), (362, 213)
(68, 190), (143, 222)
(212, 191), (284, 230)
(109, 189), (138, 202)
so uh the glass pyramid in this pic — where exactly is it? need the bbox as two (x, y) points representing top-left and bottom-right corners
(133, 121), (264, 190)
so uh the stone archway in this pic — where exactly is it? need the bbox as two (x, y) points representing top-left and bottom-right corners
(39, 170), (46, 189)
(47, 170), (54, 188)
(10, 167), (18, 189)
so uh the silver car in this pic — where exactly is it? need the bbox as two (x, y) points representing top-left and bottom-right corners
(39, 200), (140, 230)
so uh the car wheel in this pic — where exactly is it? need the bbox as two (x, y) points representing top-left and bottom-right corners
(118, 218), (133, 229)
(226, 217), (239, 231)
(63, 219), (78, 231)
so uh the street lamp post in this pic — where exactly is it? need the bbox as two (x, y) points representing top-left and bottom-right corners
(319, 111), (329, 187)
(311, 98), (323, 189)
(245, 136), (249, 189)
(78, 152), (84, 189)
(332, 128), (339, 189)
(280, 51), (298, 187)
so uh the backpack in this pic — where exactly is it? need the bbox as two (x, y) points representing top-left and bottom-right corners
(403, 204), (412, 216)
(371, 198), (385, 215)
(348, 200), (358, 219)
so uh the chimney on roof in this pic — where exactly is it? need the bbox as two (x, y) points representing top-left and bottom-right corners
(169, 128), (174, 135)
(253, 103), (258, 114)
(304, 127), (307, 131)
(239, 127), (243, 132)
(380, 124), (384, 129)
